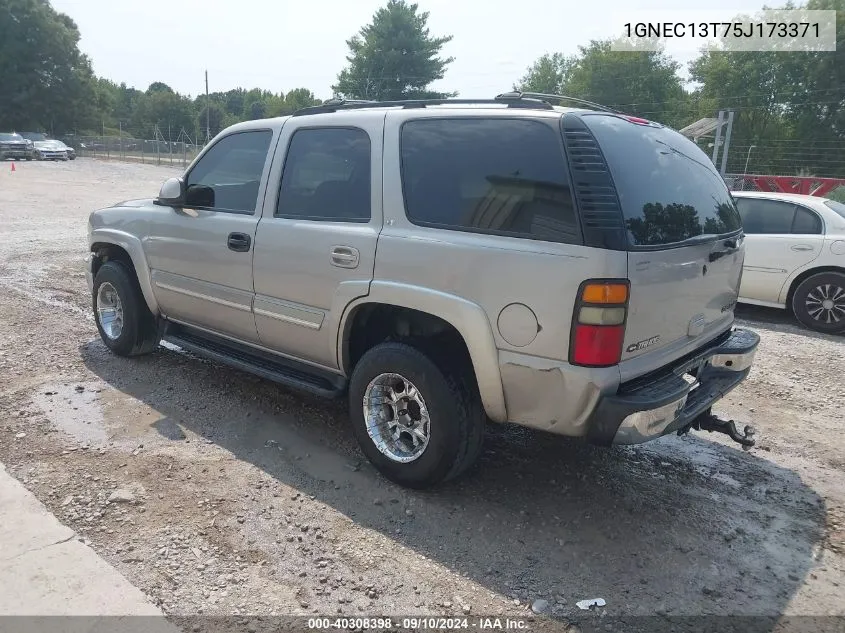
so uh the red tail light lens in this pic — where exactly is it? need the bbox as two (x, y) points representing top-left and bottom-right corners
(623, 115), (651, 125)
(572, 325), (626, 366)
(570, 279), (630, 367)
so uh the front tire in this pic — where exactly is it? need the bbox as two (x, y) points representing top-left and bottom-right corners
(791, 272), (845, 334)
(348, 342), (485, 489)
(92, 261), (159, 356)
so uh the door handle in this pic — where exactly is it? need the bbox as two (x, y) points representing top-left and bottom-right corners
(791, 244), (814, 252)
(331, 245), (359, 268)
(227, 232), (251, 252)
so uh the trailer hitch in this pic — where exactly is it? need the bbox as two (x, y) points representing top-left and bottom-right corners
(686, 410), (756, 450)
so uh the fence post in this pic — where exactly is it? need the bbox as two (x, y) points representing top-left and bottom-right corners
(106, 135), (110, 160)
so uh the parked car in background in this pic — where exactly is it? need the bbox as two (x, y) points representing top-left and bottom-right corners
(33, 139), (75, 161)
(0, 132), (34, 160)
(86, 95), (760, 488)
(732, 190), (845, 333)
(33, 140), (71, 161)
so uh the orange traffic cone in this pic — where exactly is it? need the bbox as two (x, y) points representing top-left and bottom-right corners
(10, 162), (15, 172)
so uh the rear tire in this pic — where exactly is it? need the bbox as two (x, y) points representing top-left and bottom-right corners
(92, 261), (159, 356)
(348, 342), (485, 489)
(791, 272), (845, 334)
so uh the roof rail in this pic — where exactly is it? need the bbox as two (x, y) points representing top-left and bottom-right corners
(496, 91), (622, 114)
(292, 96), (555, 117)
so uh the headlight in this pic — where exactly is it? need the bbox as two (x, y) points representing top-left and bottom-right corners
(25, 140), (33, 147)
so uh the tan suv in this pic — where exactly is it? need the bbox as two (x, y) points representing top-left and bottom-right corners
(86, 93), (760, 488)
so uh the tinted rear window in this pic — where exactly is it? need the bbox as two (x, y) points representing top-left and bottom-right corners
(400, 118), (580, 244)
(582, 115), (742, 248)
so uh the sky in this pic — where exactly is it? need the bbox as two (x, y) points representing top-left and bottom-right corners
(51, 0), (767, 100)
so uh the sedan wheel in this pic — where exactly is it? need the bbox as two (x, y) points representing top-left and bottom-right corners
(792, 272), (845, 334)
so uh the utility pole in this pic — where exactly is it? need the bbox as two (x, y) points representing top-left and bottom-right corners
(205, 70), (211, 144)
(719, 111), (735, 178)
(711, 111), (724, 164)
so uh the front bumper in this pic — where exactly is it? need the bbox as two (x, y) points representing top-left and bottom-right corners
(586, 328), (760, 445)
(1, 148), (32, 159)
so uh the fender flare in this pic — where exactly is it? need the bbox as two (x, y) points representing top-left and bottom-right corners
(337, 281), (508, 423)
(777, 263), (845, 306)
(89, 228), (159, 315)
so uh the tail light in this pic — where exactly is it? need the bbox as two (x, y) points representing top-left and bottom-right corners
(570, 280), (630, 367)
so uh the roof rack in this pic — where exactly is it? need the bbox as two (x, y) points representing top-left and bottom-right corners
(496, 91), (622, 114)
(292, 96), (555, 117)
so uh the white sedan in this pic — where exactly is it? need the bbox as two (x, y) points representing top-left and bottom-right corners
(732, 190), (845, 333)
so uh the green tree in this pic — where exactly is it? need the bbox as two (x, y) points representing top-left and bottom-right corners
(197, 103), (227, 139)
(146, 81), (174, 94)
(782, 0), (845, 176)
(0, 0), (98, 132)
(515, 40), (687, 126)
(333, 0), (455, 100)
(283, 88), (321, 113)
(566, 40), (687, 126)
(514, 53), (575, 94)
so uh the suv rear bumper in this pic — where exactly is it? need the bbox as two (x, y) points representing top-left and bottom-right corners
(586, 328), (759, 445)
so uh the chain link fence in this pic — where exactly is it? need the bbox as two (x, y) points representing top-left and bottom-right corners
(60, 135), (203, 168)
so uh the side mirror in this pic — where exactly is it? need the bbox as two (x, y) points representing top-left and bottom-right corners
(156, 177), (185, 206)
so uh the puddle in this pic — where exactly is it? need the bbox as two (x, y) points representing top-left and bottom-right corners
(32, 382), (109, 447)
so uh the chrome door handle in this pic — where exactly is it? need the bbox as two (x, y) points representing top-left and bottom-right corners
(791, 245), (814, 251)
(331, 246), (359, 268)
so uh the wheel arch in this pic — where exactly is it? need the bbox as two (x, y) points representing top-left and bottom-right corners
(783, 265), (845, 308)
(90, 229), (159, 315)
(337, 282), (507, 423)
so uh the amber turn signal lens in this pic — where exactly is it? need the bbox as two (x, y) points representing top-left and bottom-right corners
(581, 283), (628, 304)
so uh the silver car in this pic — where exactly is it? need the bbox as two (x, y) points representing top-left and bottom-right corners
(33, 140), (70, 161)
(86, 94), (760, 488)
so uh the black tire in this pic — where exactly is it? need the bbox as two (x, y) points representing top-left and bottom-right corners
(348, 342), (485, 489)
(92, 260), (159, 356)
(791, 271), (845, 334)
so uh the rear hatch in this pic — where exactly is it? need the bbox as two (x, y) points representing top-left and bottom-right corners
(580, 114), (744, 381)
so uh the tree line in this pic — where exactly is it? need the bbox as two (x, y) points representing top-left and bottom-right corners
(1, 0), (842, 177)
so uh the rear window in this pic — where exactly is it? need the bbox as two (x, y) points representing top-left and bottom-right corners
(400, 118), (580, 244)
(582, 115), (742, 248)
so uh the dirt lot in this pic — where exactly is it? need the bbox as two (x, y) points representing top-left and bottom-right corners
(1, 159), (844, 628)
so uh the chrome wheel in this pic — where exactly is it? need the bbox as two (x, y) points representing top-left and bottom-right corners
(805, 283), (845, 325)
(363, 373), (431, 463)
(96, 282), (124, 340)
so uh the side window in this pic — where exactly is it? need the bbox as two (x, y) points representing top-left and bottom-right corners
(400, 118), (579, 244)
(185, 130), (272, 213)
(792, 206), (822, 234)
(276, 127), (371, 222)
(735, 198), (796, 234)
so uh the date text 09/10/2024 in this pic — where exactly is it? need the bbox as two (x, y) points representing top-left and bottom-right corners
(307, 617), (530, 630)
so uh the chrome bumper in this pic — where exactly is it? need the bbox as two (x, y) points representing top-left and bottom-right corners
(586, 328), (760, 446)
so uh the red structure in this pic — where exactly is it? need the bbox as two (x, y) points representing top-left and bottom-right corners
(733, 175), (845, 197)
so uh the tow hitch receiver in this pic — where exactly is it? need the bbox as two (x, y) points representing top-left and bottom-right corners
(686, 409), (757, 450)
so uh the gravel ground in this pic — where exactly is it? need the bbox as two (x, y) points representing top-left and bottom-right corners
(1, 159), (844, 629)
